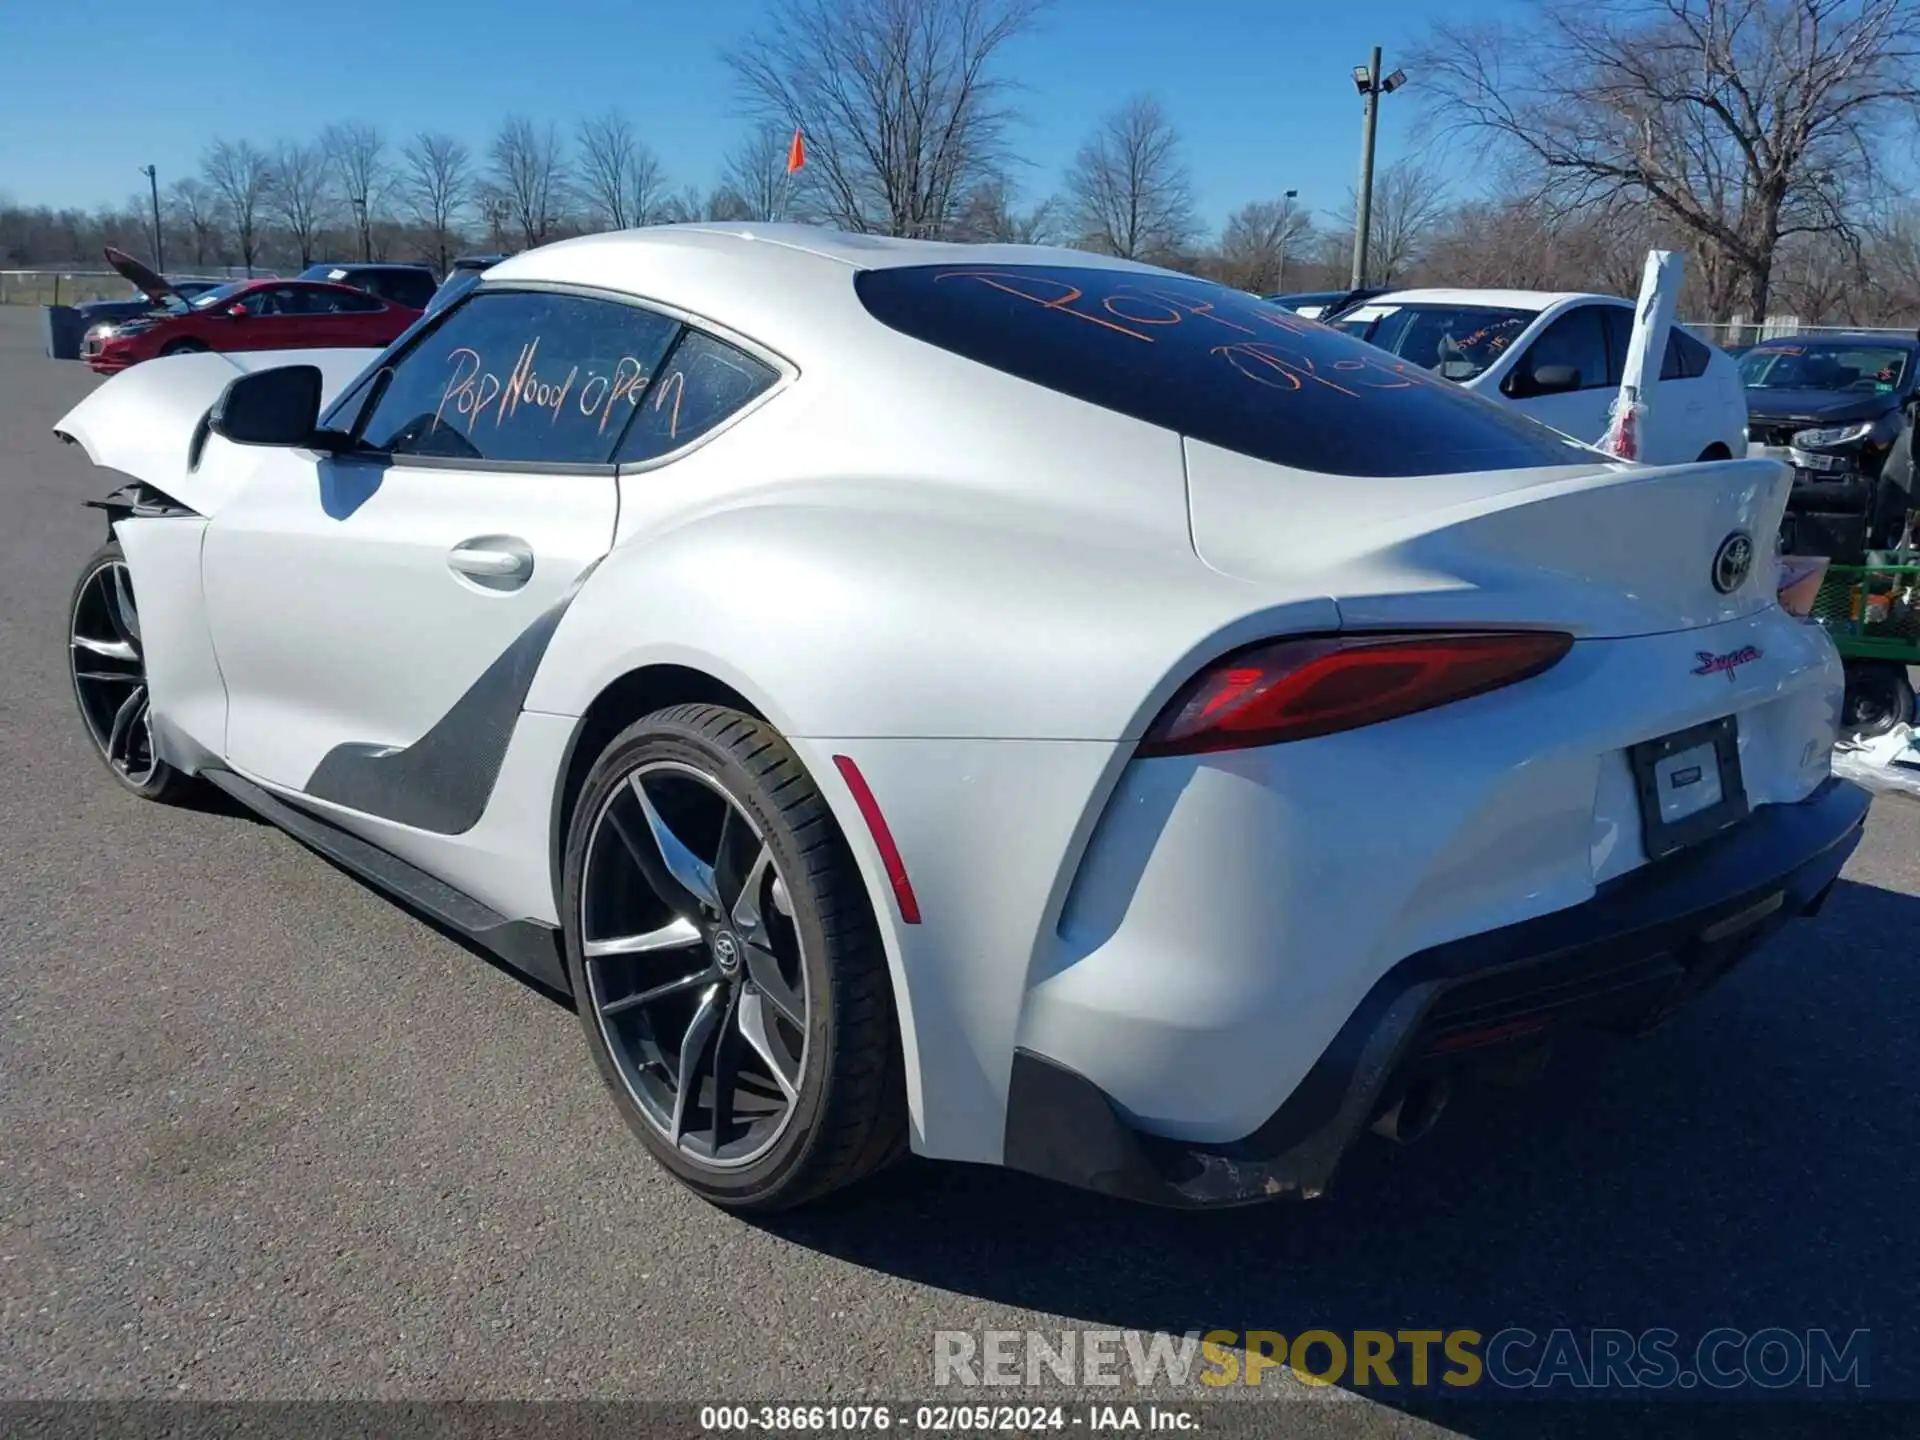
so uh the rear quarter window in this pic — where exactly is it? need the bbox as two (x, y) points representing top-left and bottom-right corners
(1663, 327), (1713, 381)
(854, 266), (1592, 477)
(615, 331), (780, 465)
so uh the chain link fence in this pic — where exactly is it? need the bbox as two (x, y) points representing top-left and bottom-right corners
(0, 264), (274, 307)
(1684, 317), (1920, 350)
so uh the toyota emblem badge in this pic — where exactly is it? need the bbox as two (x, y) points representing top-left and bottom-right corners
(1711, 531), (1754, 594)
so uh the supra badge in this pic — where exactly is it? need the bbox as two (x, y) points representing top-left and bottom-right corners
(1711, 531), (1755, 594)
(1694, 645), (1763, 682)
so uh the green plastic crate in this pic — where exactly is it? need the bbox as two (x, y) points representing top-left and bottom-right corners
(1809, 560), (1920, 663)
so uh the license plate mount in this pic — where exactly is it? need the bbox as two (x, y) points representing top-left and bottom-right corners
(1628, 715), (1749, 861)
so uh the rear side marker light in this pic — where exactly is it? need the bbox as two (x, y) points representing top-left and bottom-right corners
(1139, 630), (1575, 757)
(832, 755), (922, 925)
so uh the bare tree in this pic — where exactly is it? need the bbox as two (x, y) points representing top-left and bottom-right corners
(400, 132), (476, 271)
(1772, 229), (1871, 323)
(951, 175), (1060, 243)
(629, 148), (669, 228)
(323, 122), (391, 261)
(488, 116), (569, 247)
(726, 0), (1044, 238)
(1217, 194), (1315, 293)
(657, 186), (698, 225)
(165, 178), (222, 267)
(267, 142), (331, 268)
(1859, 203), (1920, 325)
(707, 185), (760, 222)
(202, 139), (271, 275)
(633, 153), (672, 226)
(722, 126), (796, 222)
(1422, 0), (1920, 323)
(576, 112), (666, 230)
(576, 112), (636, 229)
(1064, 96), (1198, 262)
(1332, 157), (1449, 285)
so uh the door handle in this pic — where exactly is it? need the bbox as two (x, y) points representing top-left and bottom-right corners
(450, 547), (525, 576)
(448, 537), (534, 591)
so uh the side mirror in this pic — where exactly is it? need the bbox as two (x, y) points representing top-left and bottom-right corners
(227, 302), (250, 318)
(1525, 362), (1581, 396)
(208, 365), (323, 447)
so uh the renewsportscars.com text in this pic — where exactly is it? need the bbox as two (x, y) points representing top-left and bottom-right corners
(933, 1327), (1871, 1392)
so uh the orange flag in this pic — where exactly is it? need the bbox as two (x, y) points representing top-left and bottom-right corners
(786, 128), (806, 173)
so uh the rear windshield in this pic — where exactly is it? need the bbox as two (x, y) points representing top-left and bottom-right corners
(854, 266), (1591, 477)
(1333, 303), (1534, 382)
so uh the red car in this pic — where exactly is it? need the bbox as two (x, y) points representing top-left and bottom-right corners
(82, 248), (422, 374)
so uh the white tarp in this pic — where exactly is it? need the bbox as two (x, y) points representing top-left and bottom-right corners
(1599, 251), (1685, 460)
(1832, 722), (1920, 801)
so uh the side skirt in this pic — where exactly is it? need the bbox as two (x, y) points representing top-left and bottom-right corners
(200, 768), (572, 1000)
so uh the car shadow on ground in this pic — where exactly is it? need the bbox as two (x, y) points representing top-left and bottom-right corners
(756, 877), (1920, 1433)
(171, 781), (269, 824)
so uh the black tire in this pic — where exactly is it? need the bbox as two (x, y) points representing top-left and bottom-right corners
(562, 703), (906, 1211)
(1696, 443), (1733, 462)
(1841, 662), (1916, 741)
(160, 338), (209, 356)
(67, 540), (195, 803)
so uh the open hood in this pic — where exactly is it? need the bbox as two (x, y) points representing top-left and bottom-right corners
(102, 246), (181, 306)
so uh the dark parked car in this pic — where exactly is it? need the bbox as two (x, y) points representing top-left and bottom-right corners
(425, 253), (514, 315)
(297, 262), (439, 311)
(1744, 332), (1920, 554)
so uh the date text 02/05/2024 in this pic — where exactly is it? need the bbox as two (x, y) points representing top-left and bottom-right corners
(698, 1403), (1197, 1433)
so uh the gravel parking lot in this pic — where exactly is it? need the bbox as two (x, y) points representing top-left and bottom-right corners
(2, 306), (1917, 1433)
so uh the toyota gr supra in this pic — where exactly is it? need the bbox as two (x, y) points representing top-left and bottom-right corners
(54, 223), (1869, 1211)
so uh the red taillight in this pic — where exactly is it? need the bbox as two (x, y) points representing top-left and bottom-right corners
(1138, 630), (1574, 757)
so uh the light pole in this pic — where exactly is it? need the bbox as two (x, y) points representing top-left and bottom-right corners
(1349, 48), (1406, 291)
(350, 194), (370, 260)
(1275, 187), (1299, 293)
(140, 164), (163, 272)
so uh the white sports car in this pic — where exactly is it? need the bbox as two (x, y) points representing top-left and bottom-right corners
(56, 224), (1869, 1211)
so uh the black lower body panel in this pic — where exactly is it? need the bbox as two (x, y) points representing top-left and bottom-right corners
(200, 768), (571, 998)
(1002, 777), (1872, 1209)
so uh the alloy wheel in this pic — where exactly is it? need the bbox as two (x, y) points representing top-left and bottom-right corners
(579, 760), (811, 1169)
(70, 559), (159, 787)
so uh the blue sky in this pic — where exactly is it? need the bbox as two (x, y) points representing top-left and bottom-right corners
(1, 0), (1519, 234)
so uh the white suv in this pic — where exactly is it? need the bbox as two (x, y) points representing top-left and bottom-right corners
(1333, 289), (1748, 465)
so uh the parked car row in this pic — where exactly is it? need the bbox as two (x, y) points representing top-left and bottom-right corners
(1281, 285), (1917, 547)
(62, 249), (516, 372)
(79, 250), (421, 373)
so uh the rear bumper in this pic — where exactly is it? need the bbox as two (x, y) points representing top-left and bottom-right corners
(1001, 776), (1871, 1209)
